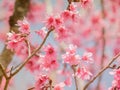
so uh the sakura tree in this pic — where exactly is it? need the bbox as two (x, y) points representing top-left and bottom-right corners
(0, 0), (120, 90)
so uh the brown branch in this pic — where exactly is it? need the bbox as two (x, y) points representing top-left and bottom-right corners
(25, 40), (31, 56)
(0, 64), (8, 79)
(0, 64), (9, 90)
(67, 0), (80, 10)
(83, 53), (120, 90)
(28, 87), (35, 90)
(72, 65), (78, 90)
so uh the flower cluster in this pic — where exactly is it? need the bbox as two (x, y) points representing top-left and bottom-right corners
(62, 44), (93, 80)
(35, 75), (50, 90)
(17, 17), (30, 34)
(109, 68), (120, 90)
(6, 18), (30, 57)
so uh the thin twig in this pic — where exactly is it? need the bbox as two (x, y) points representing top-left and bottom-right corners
(25, 40), (31, 56)
(83, 53), (120, 90)
(0, 64), (8, 79)
(49, 79), (52, 90)
(28, 87), (35, 90)
(72, 65), (78, 90)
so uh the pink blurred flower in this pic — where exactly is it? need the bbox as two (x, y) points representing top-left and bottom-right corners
(55, 16), (63, 28)
(69, 3), (77, 11)
(35, 27), (47, 39)
(45, 16), (55, 29)
(62, 44), (80, 65)
(64, 77), (72, 86)
(42, 57), (59, 71)
(6, 32), (25, 51)
(17, 17), (30, 34)
(109, 69), (120, 89)
(61, 10), (72, 21)
(81, 52), (93, 63)
(35, 75), (49, 90)
(44, 44), (56, 57)
(54, 83), (65, 90)
(76, 67), (92, 80)
(56, 26), (68, 41)
(42, 44), (59, 71)
(80, 0), (93, 8)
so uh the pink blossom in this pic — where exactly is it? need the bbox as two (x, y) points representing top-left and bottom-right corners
(80, 0), (93, 8)
(17, 17), (30, 34)
(61, 10), (72, 21)
(6, 32), (25, 51)
(55, 16), (63, 27)
(7, 32), (23, 41)
(56, 26), (68, 41)
(35, 75), (49, 90)
(64, 77), (72, 86)
(35, 27), (47, 39)
(62, 44), (80, 65)
(27, 2), (46, 22)
(69, 3), (77, 11)
(26, 56), (40, 72)
(71, 13), (80, 22)
(42, 45), (59, 71)
(54, 83), (65, 90)
(14, 41), (28, 56)
(44, 44), (56, 57)
(0, 33), (7, 42)
(76, 67), (92, 80)
(66, 44), (77, 54)
(63, 53), (80, 65)
(42, 58), (59, 71)
(81, 52), (93, 63)
(45, 16), (55, 29)
(109, 69), (120, 89)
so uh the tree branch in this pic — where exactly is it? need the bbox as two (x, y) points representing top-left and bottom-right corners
(72, 65), (78, 90)
(83, 53), (120, 90)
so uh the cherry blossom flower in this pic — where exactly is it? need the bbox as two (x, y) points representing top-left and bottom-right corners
(109, 68), (120, 89)
(0, 33), (7, 42)
(26, 56), (40, 72)
(66, 44), (77, 54)
(80, 0), (93, 8)
(44, 44), (56, 57)
(6, 32), (25, 51)
(35, 75), (49, 90)
(64, 77), (72, 86)
(54, 83), (65, 90)
(42, 57), (59, 71)
(56, 26), (68, 41)
(17, 17), (30, 34)
(76, 67), (92, 80)
(41, 44), (59, 71)
(69, 3), (77, 11)
(35, 27), (47, 39)
(62, 44), (80, 65)
(81, 52), (93, 63)
(45, 16), (55, 29)
(61, 10), (72, 21)
(55, 16), (63, 28)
